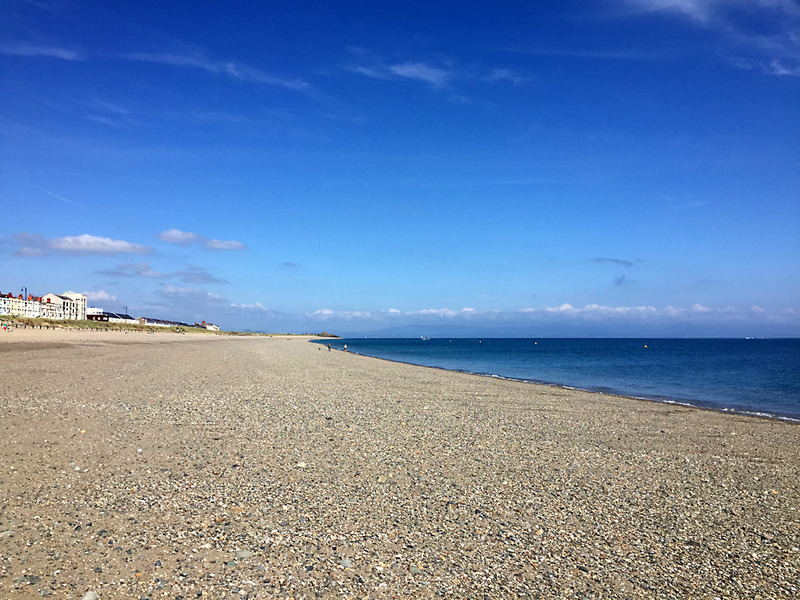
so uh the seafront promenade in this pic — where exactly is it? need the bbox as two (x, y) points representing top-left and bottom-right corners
(0, 330), (797, 598)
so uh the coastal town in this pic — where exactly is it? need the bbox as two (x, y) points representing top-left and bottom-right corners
(0, 289), (219, 331)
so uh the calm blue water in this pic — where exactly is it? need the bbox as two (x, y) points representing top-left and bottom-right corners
(316, 338), (800, 421)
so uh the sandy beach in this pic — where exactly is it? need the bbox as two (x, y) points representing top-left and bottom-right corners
(0, 330), (797, 599)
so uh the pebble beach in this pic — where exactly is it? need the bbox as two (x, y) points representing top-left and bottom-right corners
(0, 330), (797, 599)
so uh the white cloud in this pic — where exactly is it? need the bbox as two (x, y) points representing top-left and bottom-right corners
(416, 308), (460, 317)
(158, 229), (246, 251)
(158, 229), (203, 246)
(158, 286), (208, 296)
(547, 303), (576, 313)
(303, 302), (797, 326)
(230, 302), (268, 311)
(204, 239), (246, 251)
(12, 232), (151, 256)
(83, 290), (117, 303)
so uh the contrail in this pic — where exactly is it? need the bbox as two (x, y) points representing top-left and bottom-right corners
(35, 187), (84, 207)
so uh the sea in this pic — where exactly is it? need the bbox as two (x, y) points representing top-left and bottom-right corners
(315, 338), (800, 422)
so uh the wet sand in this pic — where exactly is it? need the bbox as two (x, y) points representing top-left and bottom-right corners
(0, 330), (797, 598)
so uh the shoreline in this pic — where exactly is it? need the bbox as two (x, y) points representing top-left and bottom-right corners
(1, 330), (798, 598)
(338, 348), (800, 423)
(320, 338), (800, 424)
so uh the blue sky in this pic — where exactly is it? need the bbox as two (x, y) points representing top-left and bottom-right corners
(2, 0), (798, 336)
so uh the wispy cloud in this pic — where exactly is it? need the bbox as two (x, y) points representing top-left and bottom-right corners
(593, 257), (635, 267)
(175, 266), (226, 284)
(389, 62), (452, 86)
(614, 275), (634, 287)
(97, 262), (168, 279)
(620, 0), (800, 24)
(158, 285), (216, 297)
(619, 0), (800, 76)
(346, 51), (526, 88)
(123, 52), (309, 89)
(158, 229), (246, 251)
(499, 46), (668, 62)
(483, 68), (531, 85)
(13, 233), (152, 256)
(0, 43), (80, 60)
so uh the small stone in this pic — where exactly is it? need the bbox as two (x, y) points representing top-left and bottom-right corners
(81, 593), (100, 600)
(340, 558), (352, 568)
(235, 550), (254, 559)
(410, 565), (423, 575)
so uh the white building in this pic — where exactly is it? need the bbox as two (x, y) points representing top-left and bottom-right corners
(0, 294), (14, 316)
(0, 293), (43, 318)
(38, 291), (88, 320)
(39, 297), (62, 319)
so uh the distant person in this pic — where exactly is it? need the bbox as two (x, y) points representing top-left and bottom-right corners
(343, 344), (347, 352)
(327, 343), (331, 351)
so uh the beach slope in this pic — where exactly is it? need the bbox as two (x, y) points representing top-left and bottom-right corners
(0, 331), (797, 598)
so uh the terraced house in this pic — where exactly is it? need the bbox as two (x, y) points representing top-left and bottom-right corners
(0, 291), (87, 320)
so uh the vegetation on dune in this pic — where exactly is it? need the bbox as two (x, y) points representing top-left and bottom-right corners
(0, 315), (337, 337)
(0, 315), (216, 334)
